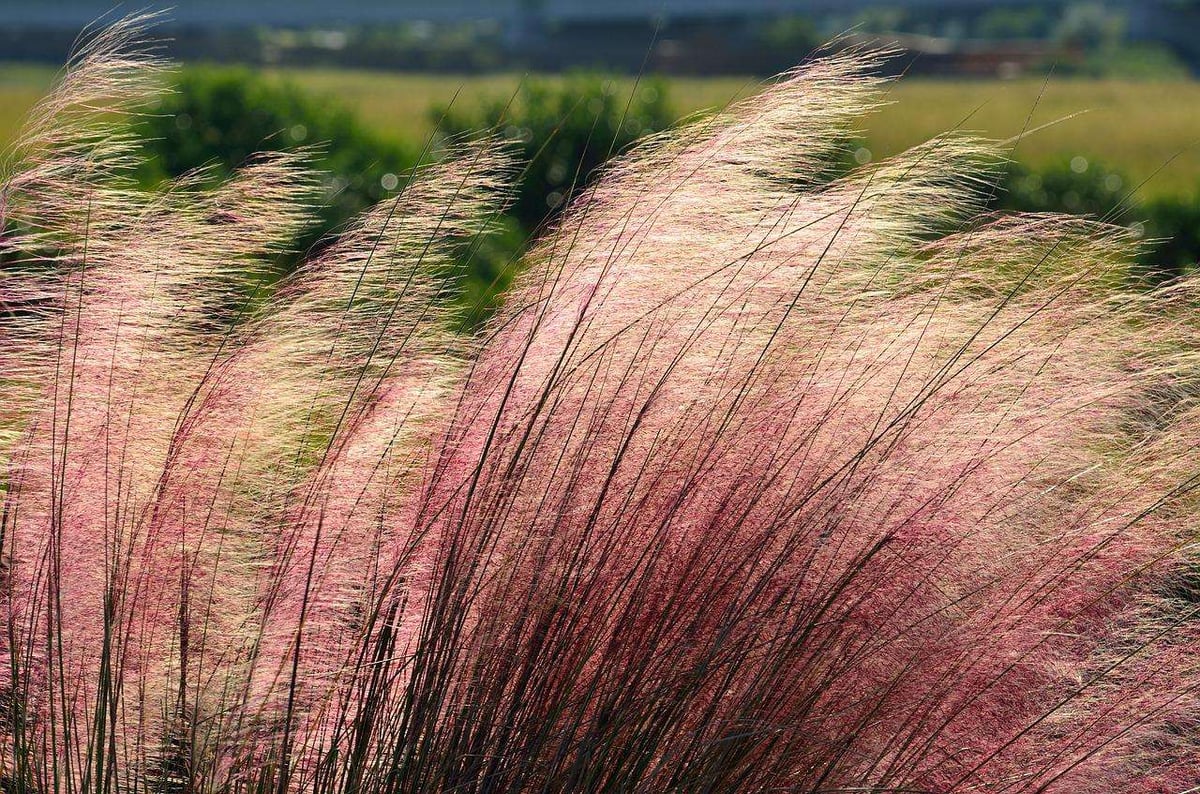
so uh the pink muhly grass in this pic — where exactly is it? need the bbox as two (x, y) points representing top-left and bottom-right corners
(2, 17), (1199, 793)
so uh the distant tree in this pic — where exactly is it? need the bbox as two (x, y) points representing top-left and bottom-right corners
(756, 16), (821, 69)
(1054, 2), (1125, 51)
(976, 7), (1053, 39)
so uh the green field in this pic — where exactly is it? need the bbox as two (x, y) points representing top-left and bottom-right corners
(2, 64), (1198, 199)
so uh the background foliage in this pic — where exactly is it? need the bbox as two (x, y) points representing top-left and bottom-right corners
(6, 61), (1199, 314)
(136, 68), (1200, 302)
(135, 67), (421, 265)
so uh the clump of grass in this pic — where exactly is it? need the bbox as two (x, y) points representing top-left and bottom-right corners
(2, 17), (1199, 793)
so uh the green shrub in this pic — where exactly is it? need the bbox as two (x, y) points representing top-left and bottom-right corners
(434, 74), (675, 234)
(995, 156), (1134, 218)
(136, 66), (421, 260)
(1142, 190), (1200, 280)
(995, 157), (1200, 283)
(131, 67), (542, 325)
(427, 75), (677, 326)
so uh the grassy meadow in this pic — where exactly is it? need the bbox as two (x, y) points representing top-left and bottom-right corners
(1, 63), (1198, 198)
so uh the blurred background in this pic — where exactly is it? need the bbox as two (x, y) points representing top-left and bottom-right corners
(1, 0), (1198, 318)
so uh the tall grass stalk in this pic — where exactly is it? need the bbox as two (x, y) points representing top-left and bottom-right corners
(1, 17), (1199, 793)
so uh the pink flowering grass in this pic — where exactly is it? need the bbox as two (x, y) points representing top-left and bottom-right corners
(2, 17), (1200, 793)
